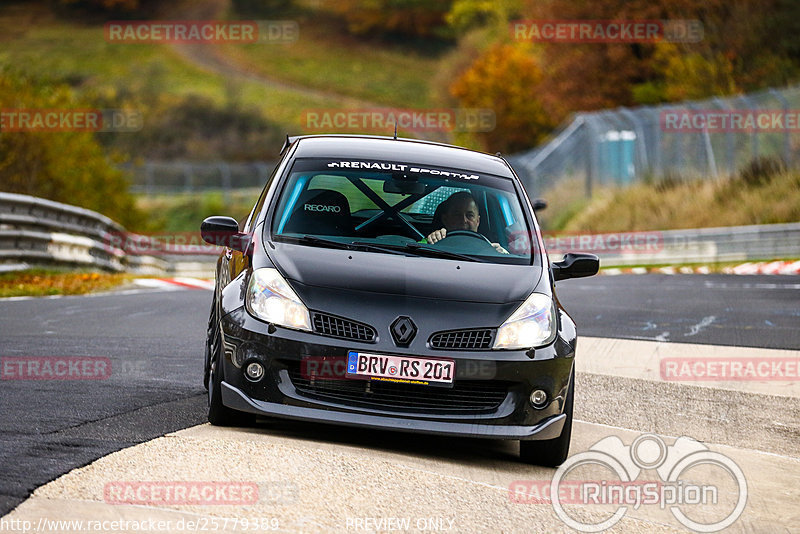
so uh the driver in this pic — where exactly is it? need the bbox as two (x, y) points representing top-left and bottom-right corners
(425, 192), (508, 254)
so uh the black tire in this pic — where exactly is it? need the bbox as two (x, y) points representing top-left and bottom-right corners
(203, 296), (216, 391)
(207, 314), (253, 427)
(519, 369), (574, 467)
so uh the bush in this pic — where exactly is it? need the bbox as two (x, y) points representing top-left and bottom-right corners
(449, 43), (556, 153)
(103, 94), (285, 161)
(0, 70), (145, 229)
(52, 0), (160, 18)
(329, 0), (455, 39)
(232, 0), (293, 17)
(737, 156), (786, 186)
(654, 172), (687, 193)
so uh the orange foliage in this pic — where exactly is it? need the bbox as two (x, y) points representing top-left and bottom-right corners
(449, 43), (556, 153)
(449, 0), (800, 152)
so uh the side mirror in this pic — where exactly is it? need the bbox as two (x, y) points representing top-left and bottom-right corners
(552, 252), (599, 282)
(201, 216), (251, 253)
(532, 199), (547, 211)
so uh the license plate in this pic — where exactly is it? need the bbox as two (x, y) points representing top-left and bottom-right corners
(346, 351), (455, 387)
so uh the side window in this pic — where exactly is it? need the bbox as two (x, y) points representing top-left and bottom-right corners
(242, 165), (279, 232)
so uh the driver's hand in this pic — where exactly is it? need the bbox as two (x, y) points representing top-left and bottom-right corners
(491, 242), (509, 254)
(426, 228), (447, 244)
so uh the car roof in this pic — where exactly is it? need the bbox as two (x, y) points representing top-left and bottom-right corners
(282, 135), (516, 178)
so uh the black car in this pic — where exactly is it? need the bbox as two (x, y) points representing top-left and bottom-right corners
(201, 134), (598, 466)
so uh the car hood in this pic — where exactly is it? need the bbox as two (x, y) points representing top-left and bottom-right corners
(266, 242), (539, 305)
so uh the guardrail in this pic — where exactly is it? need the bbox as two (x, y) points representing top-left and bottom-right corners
(2, 192), (798, 275)
(0, 192), (168, 274)
(546, 222), (800, 267)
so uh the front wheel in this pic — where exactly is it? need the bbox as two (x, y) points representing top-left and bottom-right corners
(207, 319), (253, 427)
(519, 368), (574, 467)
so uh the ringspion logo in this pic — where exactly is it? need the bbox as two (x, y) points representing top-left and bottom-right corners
(541, 433), (747, 532)
(509, 480), (663, 505)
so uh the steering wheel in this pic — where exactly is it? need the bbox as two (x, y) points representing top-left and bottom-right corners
(442, 230), (492, 244)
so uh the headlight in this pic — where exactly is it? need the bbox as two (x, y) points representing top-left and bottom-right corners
(246, 268), (311, 331)
(493, 293), (555, 349)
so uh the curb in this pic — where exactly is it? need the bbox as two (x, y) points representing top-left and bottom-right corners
(133, 278), (214, 290)
(601, 260), (800, 276)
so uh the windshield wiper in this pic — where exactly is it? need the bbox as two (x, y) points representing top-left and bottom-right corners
(349, 241), (410, 256)
(282, 235), (482, 261)
(398, 242), (486, 263)
(283, 235), (406, 255)
(283, 235), (356, 250)
(405, 243), (485, 262)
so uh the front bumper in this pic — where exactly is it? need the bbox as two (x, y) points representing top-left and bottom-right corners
(222, 382), (566, 439)
(218, 307), (575, 440)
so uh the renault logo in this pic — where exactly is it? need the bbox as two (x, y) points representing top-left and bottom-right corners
(390, 316), (417, 347)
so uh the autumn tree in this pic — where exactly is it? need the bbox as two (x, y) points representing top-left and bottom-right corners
(449, 43), (555, 152)
(328, 0), (455, 38)
(0, 71), (144, 229)
(448, 0), (800, 152)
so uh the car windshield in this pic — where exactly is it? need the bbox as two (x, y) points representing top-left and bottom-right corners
(268, 157), (536, 264)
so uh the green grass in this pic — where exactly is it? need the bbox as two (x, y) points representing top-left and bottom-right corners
(219, 15), (446, 110)
(0, 9), (216, 99)
(0, 5), (364, 133)
(136, 189), (262, 233)
(0, 3), (447, 135)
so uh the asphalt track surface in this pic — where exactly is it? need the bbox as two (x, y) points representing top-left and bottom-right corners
(0, 290), (210, 516)
(557, 274), (800, 350)
(0, 274), (797, 517)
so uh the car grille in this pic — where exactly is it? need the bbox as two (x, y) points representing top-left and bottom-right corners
(287, 364), (508, 413)
(429, 329), (494, 350)
(312, 312), (376, 342)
